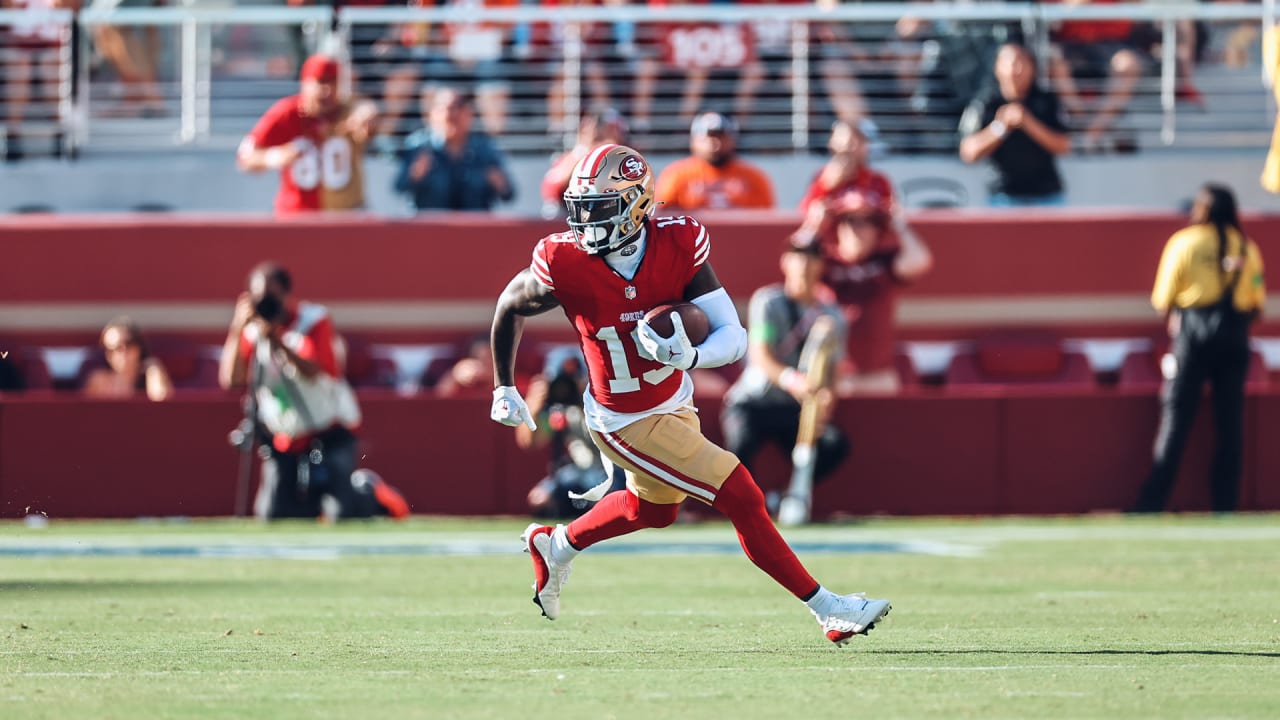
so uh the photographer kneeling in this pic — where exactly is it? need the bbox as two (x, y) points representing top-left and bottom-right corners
(219, 262), (381, 521)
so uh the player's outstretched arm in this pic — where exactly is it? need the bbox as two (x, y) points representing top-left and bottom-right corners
(491, 268), (561, 389)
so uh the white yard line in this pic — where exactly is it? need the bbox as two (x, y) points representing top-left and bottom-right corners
(3, 520), (1280, 559)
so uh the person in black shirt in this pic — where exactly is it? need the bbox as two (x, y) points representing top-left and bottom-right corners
(958, 43), (1072, 207)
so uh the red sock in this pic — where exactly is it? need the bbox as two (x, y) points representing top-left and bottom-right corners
(712, 464), (819, 598)
(565, 490), (679, 550)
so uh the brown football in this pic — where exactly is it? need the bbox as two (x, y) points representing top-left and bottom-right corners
(643, 302), (711, 345)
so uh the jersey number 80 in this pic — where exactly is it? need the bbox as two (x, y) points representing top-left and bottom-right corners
(290, 137), (353, 190)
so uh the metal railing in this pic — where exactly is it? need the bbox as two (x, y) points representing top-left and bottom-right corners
(0, 8), (75, 159)
(0, 2), (1273, 159)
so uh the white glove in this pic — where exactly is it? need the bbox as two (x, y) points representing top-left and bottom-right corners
(490, 386), (537, 431)
(636, 313), (698, 371)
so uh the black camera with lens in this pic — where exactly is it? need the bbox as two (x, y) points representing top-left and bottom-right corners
(253, 293), (285, 323)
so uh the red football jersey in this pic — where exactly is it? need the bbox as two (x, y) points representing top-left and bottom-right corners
(530, 216), (709, 414)
(244, 95), (367, 214)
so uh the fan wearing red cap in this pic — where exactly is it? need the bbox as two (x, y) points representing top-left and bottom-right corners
(236, 54), (379, 214)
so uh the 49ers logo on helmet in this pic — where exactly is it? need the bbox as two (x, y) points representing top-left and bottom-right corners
(619, 155), (646, 181)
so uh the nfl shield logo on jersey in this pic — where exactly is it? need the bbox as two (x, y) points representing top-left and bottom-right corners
(624, 285), (637, 299)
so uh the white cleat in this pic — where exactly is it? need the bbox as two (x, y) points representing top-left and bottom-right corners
(813, 592), (891, 647)
(520, 523), (573, 620)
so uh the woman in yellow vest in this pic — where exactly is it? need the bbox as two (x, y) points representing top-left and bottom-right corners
(1134, 184), (1266, 512)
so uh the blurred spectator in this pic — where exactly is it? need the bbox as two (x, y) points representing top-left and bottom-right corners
(2, 0), (74, 160)
(217, 262), (378, 521)
(730, 0), (873, 134)
(3, 0), (76, 159)
(394, 85), (516, 211)
(721, 235), (850, 515)
(792, 133), (931, 394)
(536, 0), (632, 137)
(959, 43), (1072, 207)
(355, 0), (525, 138)
(421, 0), (521, 136)
(1045, 0), (1146, 152)
(1133, 184), (1266, 513)
(353, 0), (434, 138)
(435, 330), (537, 397)
(902, 5), (1025, 144)
(237, 55), (380, 214)
(825, 206), (931, 395)
(434, 333), (494, 397)
(811, 0), (874, 127)
(629, 0), (726, 134)
(82, 316), (173, 401)
(633, 0), (778, 132)
(89, 0), (165, 117)
(654, 111), (774, 211)
(540, 107), (629, 218)
(797, 118), (893, 234)
(516, 346), (625, 518)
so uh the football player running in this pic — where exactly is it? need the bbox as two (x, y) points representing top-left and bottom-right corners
(489, 144), (891, 646)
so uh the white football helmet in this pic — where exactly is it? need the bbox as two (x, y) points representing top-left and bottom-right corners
(563, 144), (656, 254)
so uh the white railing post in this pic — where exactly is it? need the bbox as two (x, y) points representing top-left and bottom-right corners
(57, 21), (75, 156)
(197, 21), (213, 142)
(1266, 0), (1276, 125)
(335, 15), (354, 101)
(789, 18), (809, 153)
(1159, 17), (1177, 146)
(75, 18), (92, 149)
(562, 20), (583, 151)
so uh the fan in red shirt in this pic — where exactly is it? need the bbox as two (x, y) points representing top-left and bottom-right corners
(795, 120), (932, 395)
(236, 54), (378, 214)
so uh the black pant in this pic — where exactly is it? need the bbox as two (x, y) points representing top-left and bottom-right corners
(721, 398), (850, 488)
(1134, 308), (1251, 513)
(256, 426), (374, 520)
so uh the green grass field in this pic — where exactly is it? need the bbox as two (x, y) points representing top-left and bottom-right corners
(3, 515), (1279, 719)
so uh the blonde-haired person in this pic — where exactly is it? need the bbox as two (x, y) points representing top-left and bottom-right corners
(1133, 184), (1266, 513)
(83, 317), (174, 401)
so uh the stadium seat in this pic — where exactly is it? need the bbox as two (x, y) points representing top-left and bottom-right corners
(900, 340), (967, 385)
(894, 349), (921, 388)
(150, 338), (202, 388)
(184, 345), (225, 389)
(31, 346), (95, 391)
(1251, 337), (1280, 385)
(945, 334), (1095, 388)
(1062, 337), (1153, 385)
(369, 343), (462, 394)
